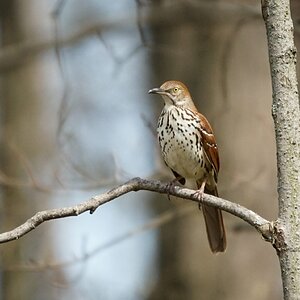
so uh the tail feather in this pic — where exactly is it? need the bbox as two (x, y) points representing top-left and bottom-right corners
(202, 186), (226, 253)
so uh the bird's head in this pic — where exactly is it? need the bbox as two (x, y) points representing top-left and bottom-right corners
(148, 80), (196, 109)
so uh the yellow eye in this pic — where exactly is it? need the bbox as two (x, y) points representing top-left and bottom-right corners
(173, 87), (179, 93)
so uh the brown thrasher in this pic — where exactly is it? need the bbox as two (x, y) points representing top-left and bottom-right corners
(148, 80), (226, 253)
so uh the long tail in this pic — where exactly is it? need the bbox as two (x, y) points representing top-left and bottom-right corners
(201, 186), (226, 253)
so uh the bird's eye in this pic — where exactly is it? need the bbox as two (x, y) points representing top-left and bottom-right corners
(173, 87), (179, 93)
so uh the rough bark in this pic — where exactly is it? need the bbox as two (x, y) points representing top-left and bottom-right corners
(262, 0), (300, 299)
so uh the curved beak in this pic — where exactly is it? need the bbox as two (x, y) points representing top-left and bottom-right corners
(148, 87), (166, 95)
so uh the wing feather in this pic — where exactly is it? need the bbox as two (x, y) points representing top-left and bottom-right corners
(196, 112), (220, 180)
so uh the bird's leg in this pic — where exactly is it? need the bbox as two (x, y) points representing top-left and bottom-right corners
(195, 179), (207, 210)
(167, 175), (184, 201)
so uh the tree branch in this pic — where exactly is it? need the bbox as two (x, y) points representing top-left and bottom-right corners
(0, 177), (271, 244)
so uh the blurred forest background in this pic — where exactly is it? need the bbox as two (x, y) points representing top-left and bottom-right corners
(0, 0), (299, 299)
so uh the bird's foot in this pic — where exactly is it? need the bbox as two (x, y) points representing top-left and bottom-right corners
(166, 177), (183, 201)
(194, 180), (206, 210)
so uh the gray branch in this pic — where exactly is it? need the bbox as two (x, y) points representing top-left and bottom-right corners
(0, 177), (271, 244)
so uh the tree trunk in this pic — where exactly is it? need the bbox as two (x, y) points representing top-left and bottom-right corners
(0, 1), (57, 299)
(262, 0), (300, 299)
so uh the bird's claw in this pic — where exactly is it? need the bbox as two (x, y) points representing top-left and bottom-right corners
(194, 180), (206, 210)
(166, 178), (179, 201)
(167, 177), (182, 201)
(194, 190), (204, 210)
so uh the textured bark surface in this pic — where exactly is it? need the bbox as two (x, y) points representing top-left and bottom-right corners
(262, 0), (300, 299)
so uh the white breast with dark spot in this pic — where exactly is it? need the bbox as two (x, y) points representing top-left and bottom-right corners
(157, 106), (207, 180)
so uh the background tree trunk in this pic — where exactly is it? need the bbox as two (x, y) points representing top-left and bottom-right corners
(0, 1), (60, 299)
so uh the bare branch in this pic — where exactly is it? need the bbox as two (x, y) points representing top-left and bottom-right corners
(0, 177), (270, 244)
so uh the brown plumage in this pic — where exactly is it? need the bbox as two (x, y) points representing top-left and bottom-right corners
(149, 80), (226, 253)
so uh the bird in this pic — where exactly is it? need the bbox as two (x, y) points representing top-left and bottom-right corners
(148, 80), (226, 253)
